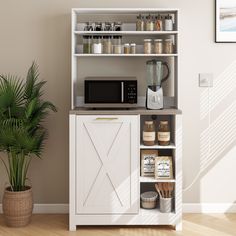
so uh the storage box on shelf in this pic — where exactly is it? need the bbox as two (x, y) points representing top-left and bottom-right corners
(70, 8), (182, 232)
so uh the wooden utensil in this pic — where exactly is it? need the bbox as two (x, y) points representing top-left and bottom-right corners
(163, 182), (169, 198)
(158, 183), (165, 198)
(155, 184), (162, 198)
(168, 182), (174, 198)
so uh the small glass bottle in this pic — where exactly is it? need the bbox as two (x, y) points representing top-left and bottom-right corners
(124, 43), (130, 54)
(143, 121), (156, 146)
(113, 35), (122, 54)
(130, 43), (136, 54)
(154, 39), (163, 54)
(92, 36), (102, 54)
(164, 14), (173, 31)
(144, 39), (152, 54)
(164, 38), (174, 54)
(103, 36), (112, 54)
(83, 36), (92, 54)
(157, 121), (170, 146)
(136, 14), (145, 31)
(145, 14), (154, 31)
(155, 15), (163, 31)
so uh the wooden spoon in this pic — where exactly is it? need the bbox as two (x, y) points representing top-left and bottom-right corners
(155, 184), (162, 198)
(158, 183), (165, 198)
(163, 182), (169, 198)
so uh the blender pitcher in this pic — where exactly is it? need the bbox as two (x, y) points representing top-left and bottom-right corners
(146, 60), (170, 109)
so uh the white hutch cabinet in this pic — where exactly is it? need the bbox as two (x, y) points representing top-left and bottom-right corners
(70, 8), (182, 232)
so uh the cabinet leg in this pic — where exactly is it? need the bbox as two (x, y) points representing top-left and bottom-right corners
(175, 222), (182, 231)
(69, 223), (76, 231)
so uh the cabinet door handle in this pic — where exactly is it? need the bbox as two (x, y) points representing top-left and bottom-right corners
(95, 117), (118, 121)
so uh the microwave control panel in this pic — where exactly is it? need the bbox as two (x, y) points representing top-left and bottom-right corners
(125, 81), (137, 104)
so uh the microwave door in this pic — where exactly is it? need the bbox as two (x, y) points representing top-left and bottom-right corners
(85, 81), (122, 103)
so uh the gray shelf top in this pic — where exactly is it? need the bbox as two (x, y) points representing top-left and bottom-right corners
(70, 107), (182, 115)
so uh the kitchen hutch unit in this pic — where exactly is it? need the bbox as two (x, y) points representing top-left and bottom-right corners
(70, 8), (182, 231)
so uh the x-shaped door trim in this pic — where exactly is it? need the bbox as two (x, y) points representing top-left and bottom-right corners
(82, 121), (130, 208)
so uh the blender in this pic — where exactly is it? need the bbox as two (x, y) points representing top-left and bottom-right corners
(146, 60), (170, 110)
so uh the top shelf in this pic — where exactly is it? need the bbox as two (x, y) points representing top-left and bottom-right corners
(74, 31), (178, 36)
(72, 8), (179, 14)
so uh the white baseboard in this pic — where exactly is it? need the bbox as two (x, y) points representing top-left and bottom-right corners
(0, 203), (236, 214)
(183, 203), (236, 213)
(0, 204), (69, 214)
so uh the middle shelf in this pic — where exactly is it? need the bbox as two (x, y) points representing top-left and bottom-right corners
(74, 53), (178, 57)
(140, 176), (176, 183)
(74, 30), (179, 35)
(140, 142), (176, 149)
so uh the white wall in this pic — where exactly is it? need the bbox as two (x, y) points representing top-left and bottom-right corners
(0, 0), (236, 207)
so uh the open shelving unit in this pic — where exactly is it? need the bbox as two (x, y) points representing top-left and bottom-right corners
(71, 8), (179, 109)
(70, 8), (182, 231)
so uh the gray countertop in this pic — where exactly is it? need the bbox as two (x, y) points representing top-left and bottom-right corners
(70, 107), (182, 115)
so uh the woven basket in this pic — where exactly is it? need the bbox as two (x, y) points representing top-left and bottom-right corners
(2, 186), (33, 227)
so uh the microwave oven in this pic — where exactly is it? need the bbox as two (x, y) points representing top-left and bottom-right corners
(84, 78), (137, 107)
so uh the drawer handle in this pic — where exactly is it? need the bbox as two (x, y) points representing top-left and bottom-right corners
(95, 118), (118, 121)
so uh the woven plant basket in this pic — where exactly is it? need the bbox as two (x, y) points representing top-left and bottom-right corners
(2, 186), (33, 227)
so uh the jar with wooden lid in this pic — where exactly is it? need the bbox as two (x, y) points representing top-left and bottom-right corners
(124, 43), (130, 54)
(157, 121), (170, 146)
(143, 121), (156, 146)
(144, 39), (152, 54)
(130, 43), (136, 54)
(164, 38), (174, 54)
(154, 39), (163, 54)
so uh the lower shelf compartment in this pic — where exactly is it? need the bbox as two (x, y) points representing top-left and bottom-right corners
(140, 208), (175, 216)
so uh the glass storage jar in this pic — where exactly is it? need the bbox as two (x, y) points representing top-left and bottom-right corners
(164, 38), (174, 54)
(155, 15), (163, 31)
(114, 22), (122, 31)
(145, 14), (154, 31)
(94, 22), (103, 31)
(154, 39), (163, 54)
(144, 39), (152, 54)
(83, 36), (92, 54)
(113, 36), (122, 54)
(104, 22), (112, 31)
(92, 36), (102, 54)
(143, 121), (156, 146)
(103, 36), (112, 54)
(84, 22), (93, 31)
(164, 14), (173, 31)
(130, 43), (136, 54)
(124, 43), (130, 54)
(157, 121), (170, 146)
(136, 14), (145, 31)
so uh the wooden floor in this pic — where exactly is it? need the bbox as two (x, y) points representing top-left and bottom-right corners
(0, 214), (236, 236)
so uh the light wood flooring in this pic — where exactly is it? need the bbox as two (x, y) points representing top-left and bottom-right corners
(0, 214), (236, 236)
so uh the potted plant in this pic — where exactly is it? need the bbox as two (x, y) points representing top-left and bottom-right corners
(0, 62), (57, 227)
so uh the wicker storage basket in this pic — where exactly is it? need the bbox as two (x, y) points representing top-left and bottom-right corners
(2, 186), (33, 227)
(140, 191), (158, 209)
